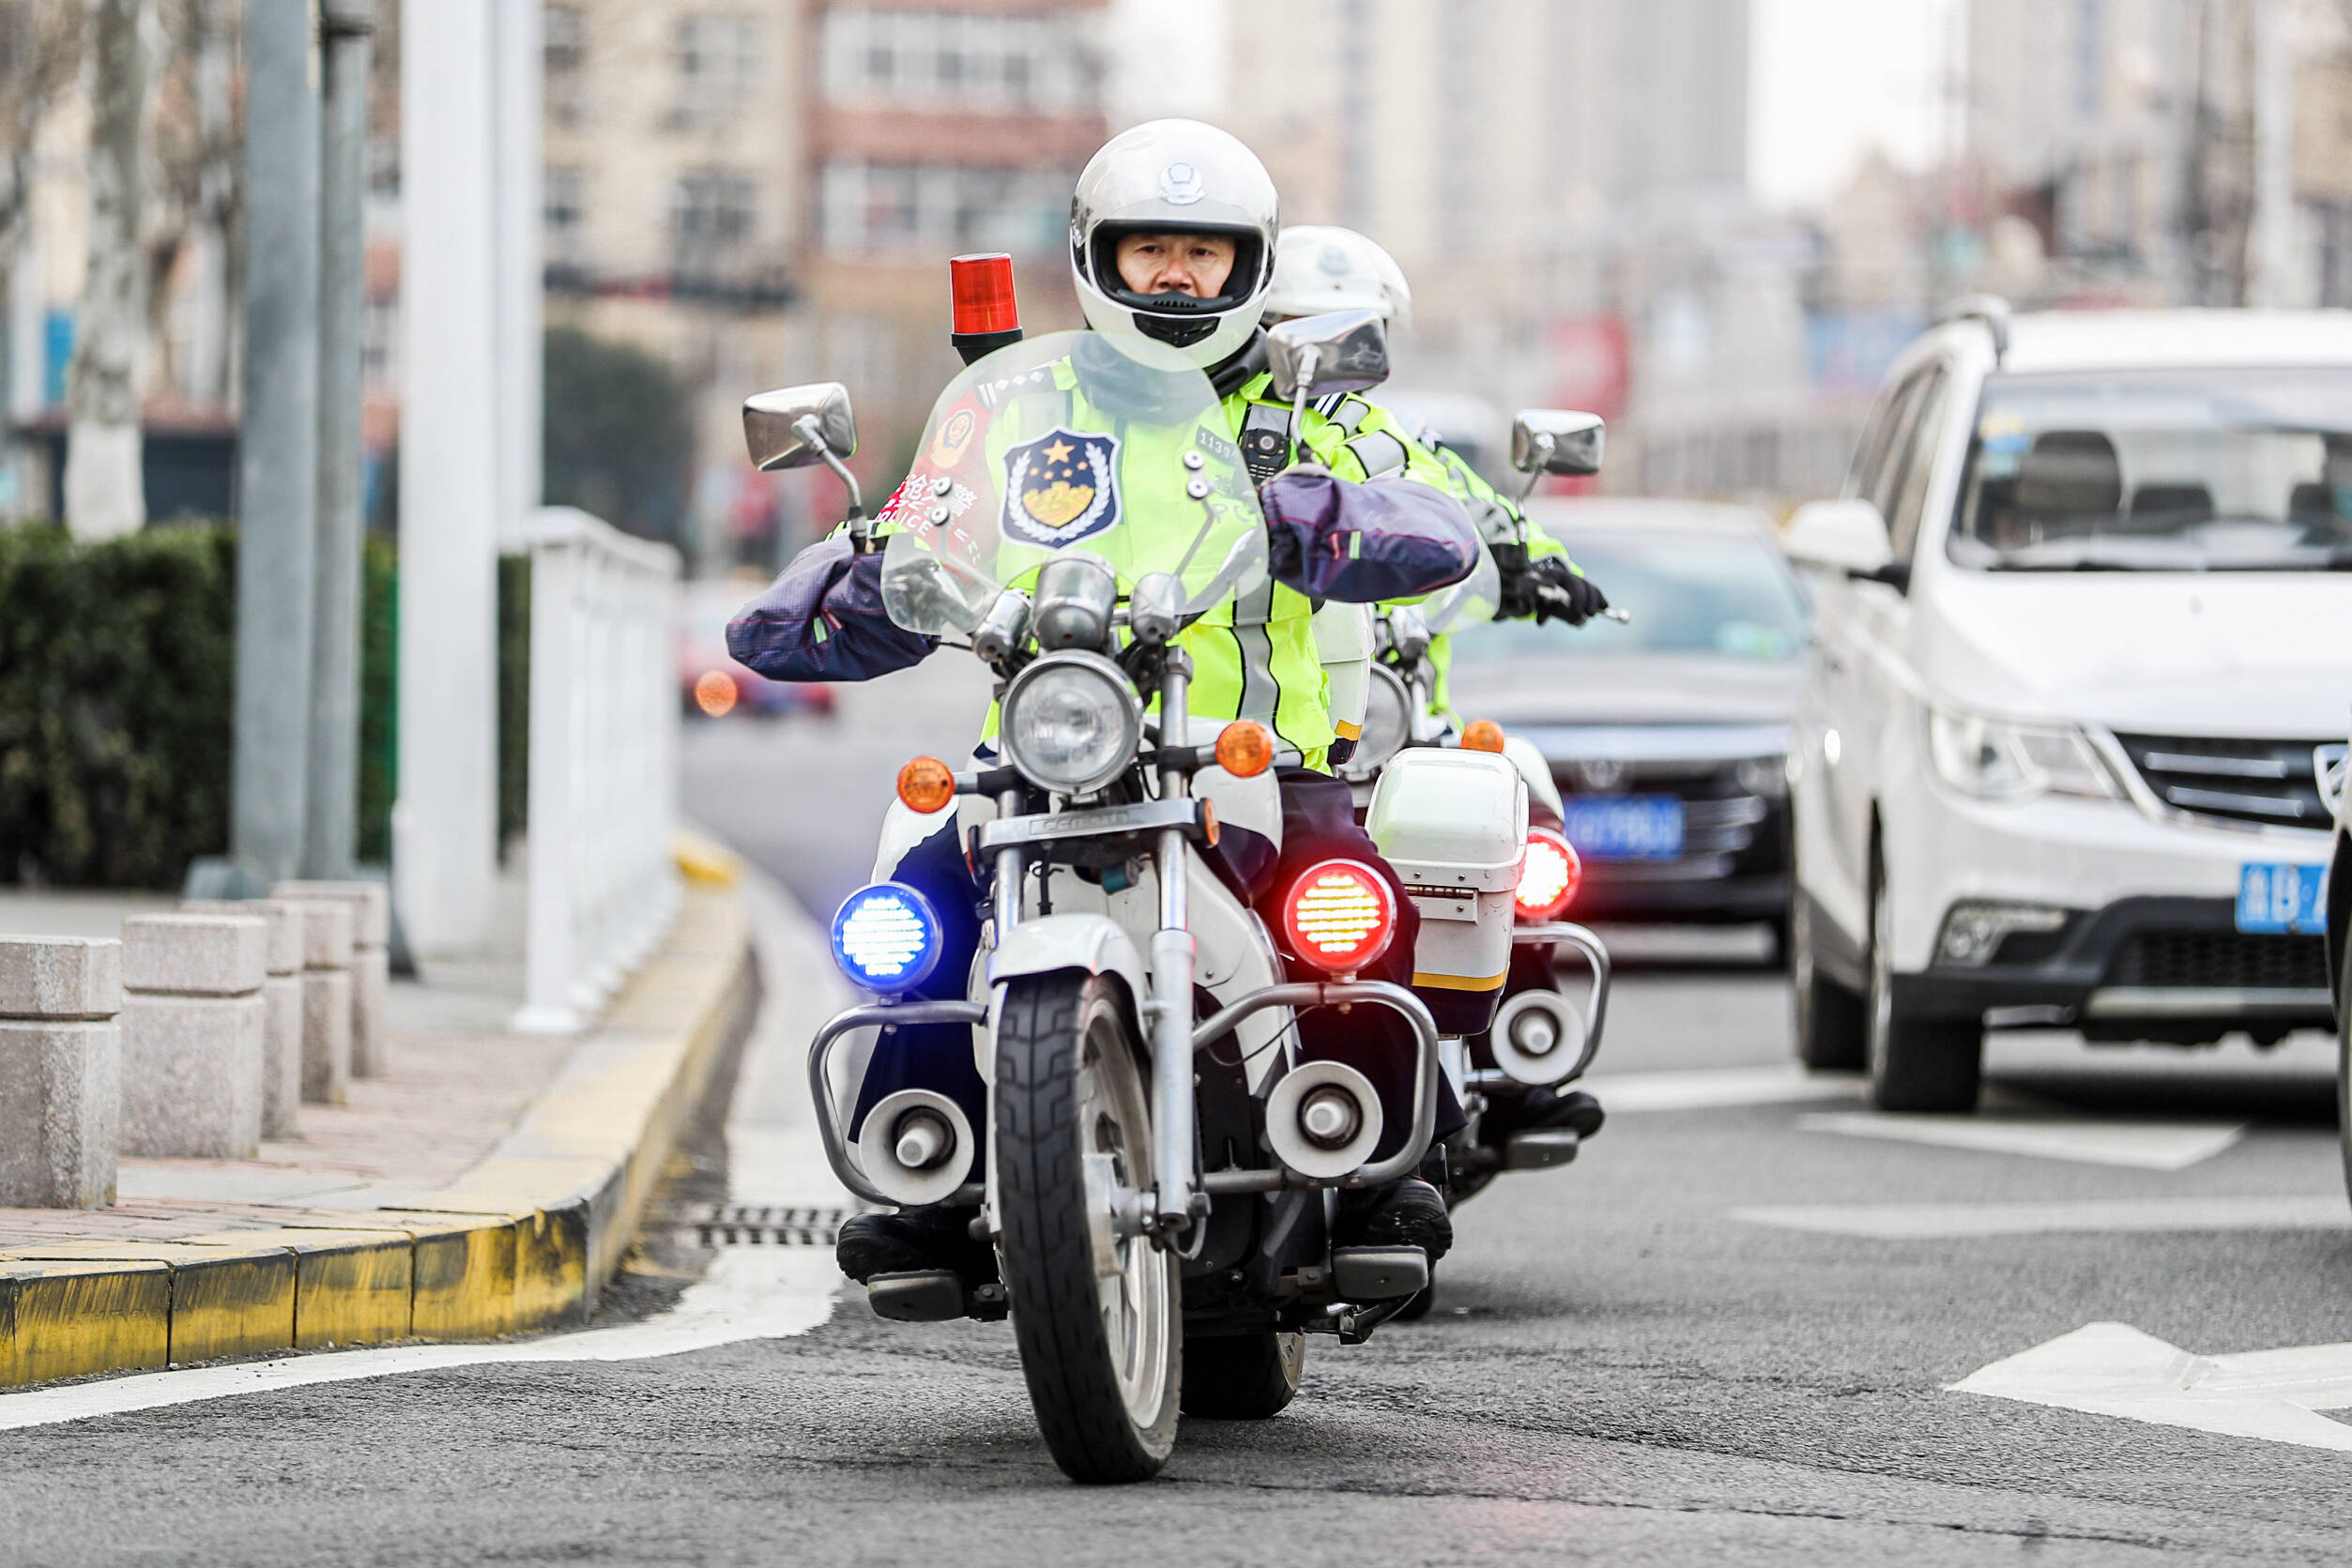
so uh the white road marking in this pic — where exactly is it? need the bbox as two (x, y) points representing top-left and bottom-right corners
(0, 863), (854, 1435)
(1951, 1321), (2352, 1454)
(1797, 1109), (2245, 1170)
(1734, 1195), (2346, 1239)
(1582, 1063), (1864, 1113)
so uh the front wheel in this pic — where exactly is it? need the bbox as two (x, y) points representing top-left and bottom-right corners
(1792, 891), (1867, 1071)
(1180, 1332), (1306, 1418)
(1866, 850), (1981, 1112)
(2336, 941), (2352, 1210)
(995, 973), (1181, 1483)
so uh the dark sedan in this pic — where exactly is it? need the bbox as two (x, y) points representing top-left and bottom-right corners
(1445, 499), (1809, 948)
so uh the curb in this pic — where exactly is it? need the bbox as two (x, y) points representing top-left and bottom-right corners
(0, 846), (752, 1389)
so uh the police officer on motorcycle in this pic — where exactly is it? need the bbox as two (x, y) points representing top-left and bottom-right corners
(1265, 224), (1611, 1177)
(727, 121), (1481, 1295)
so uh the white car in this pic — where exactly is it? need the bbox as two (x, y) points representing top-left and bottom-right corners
(1784, 303), (2352, 1111)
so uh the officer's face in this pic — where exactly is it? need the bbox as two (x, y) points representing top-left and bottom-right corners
(1114, 232), (1236, 298)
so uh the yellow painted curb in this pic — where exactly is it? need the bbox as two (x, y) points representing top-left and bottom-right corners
(0, 1260), (171, 1387)
(0, 876), (753, 1388)
(672, 827), (741, 886)
(4, 1241), (301, 1364)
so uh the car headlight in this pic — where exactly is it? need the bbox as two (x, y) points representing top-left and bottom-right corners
(1926, 706), (2118, 802)
(1341, 664), (1413, 783)
(999, 650), (1143, 796)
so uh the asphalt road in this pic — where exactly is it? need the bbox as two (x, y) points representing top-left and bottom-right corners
(4, 664), (2350, 1566)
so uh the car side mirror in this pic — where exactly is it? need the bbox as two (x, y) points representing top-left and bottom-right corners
(1266, 309), (1391, 407)
(1784, 498), (1899, 584)
(743, 382), (856, 472)
(1510, 409), (1606, 479)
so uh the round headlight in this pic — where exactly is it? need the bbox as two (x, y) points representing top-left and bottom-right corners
(1341, 663), (1413, 783)
(999, 651), (1142, 796)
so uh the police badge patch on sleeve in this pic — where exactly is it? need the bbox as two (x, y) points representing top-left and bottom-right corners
(1001, 428), (1122, 547)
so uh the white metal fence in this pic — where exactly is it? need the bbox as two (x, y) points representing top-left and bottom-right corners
(512, 506), (681, 1034)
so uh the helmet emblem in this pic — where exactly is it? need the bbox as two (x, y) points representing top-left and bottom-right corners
(1159, 162), (1204, 205)
(1317, 243), (1351, 277)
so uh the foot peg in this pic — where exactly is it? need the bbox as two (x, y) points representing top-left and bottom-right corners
(1503, 1128), (1580, 1170)
(865, 1271), (1007, 1323)
(866, 1270), (965, 1322)
(1331, 1245), (1428, 1302)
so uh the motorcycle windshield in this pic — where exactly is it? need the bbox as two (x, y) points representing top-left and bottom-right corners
(878, 330), (1268, 639)
(1421, 540), (1501, 634)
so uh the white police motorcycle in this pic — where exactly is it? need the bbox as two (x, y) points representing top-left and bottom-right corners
(745, 318), (1607, 1482)
(1330, 413), (1616, 1216)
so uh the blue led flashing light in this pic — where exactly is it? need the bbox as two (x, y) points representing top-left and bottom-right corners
(830, 881), (943, 994)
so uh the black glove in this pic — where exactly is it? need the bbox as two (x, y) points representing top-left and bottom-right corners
(1496, 542), (1607, 626)
(1327, 736), (1358, 766)
(1530, 559), (1609, 626)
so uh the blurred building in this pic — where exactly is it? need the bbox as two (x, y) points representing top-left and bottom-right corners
(536, 0), (1105, 571)
(1217, 0), (1752, 471)
(1966, 0), (2352, 308)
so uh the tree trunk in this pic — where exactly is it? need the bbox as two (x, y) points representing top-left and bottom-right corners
(64, 0), (148, 540)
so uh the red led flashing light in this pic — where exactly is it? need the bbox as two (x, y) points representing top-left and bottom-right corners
(1514, 827), (1581, 922)
(1281, 860), (1397, 975)
(950, 253), (1020, 336)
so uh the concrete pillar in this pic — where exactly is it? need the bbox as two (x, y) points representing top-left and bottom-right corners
(271, 880), (389, 1077)
(396, 0), (502, 956)
(0, 937), (121, 1208)
(494, 0), (543, 534)
(119, 916), (267, 1160)
(181, 900), (307, 1139)
(296, 900), (355, 1106)
(309, 0), (375, 882)
(236, 0), (323, 879)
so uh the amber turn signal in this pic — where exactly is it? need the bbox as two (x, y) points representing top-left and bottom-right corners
(1214, 721), (1275, 778)
(896, 755), (956, 814)
(1460, 719), (1506, 754)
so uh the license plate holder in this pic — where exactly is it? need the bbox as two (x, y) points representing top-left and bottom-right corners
(2235, 862), (2328, 935)
(1559, 795), (1685, 861)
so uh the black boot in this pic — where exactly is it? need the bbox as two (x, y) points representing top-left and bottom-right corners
(1334, 1177), (1453, 1262)
(833, 1206), (998, 1286)
(1482, 1086), (1605, 1145)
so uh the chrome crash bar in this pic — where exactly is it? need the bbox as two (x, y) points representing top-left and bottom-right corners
(807, 998), (990, 1208)
(1192, 979), (1443, 1195)
(1505, 920), (1611, 1084)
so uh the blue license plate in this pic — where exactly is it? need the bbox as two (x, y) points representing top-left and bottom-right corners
(2235, 862), (2328, 934)
(1560, 795), (1685, 860)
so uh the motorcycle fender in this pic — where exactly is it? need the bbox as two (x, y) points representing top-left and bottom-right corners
(1503, 734), (1564, 820)
(987, 913), (1151, 1033)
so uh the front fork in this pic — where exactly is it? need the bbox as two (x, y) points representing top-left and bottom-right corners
(1148, 655), (1199, 1239)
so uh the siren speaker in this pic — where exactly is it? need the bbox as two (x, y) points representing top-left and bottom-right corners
(1265, 1059), (1383, 1180)
(1490, 989), (1586, 1086)
(857, 1088), (976, 1206)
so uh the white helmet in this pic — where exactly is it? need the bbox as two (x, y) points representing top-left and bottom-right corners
(1069, 119), (1279, 370)
(1263, 226), (1413, 328)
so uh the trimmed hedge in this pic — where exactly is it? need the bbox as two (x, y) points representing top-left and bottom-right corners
(1, 523), (528, 890)
(0, 524), (238, 887)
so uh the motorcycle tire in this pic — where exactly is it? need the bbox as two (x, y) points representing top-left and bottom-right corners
(995, 972), (1182, 1483)
(1394, 1277), (1436, 1321)
(1179, 1332), (1306, 1419)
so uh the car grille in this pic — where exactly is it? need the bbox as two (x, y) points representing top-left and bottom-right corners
(2101, 929), (2330, 992)
(2111, 733), (2334, 829)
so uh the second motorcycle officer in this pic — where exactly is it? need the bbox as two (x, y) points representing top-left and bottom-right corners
(728, 119), (1482, 1292)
